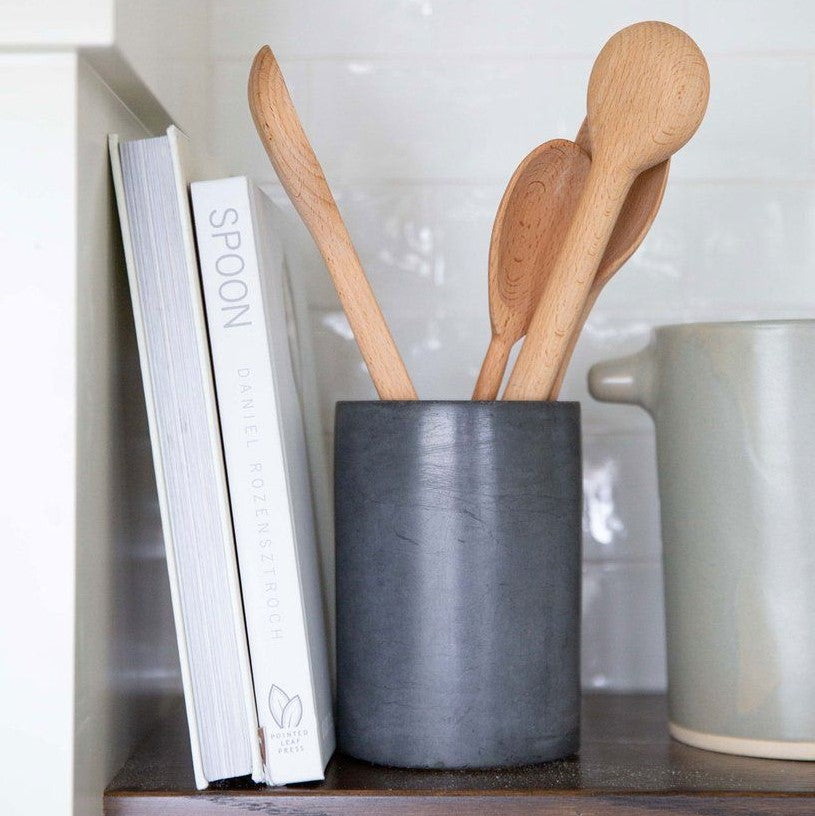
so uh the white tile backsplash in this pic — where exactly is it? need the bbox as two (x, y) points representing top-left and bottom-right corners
(683, 183), (815, 308)
(689, 0), (815, 53)
(212, 0), (688, 59)
(207, 0), (815, 691)
(675, 57), (813, 180)
(307, 58), (591, 182)
(265, 181), (493, 318)
(582, 432), (661, 563)
(582, 561), (667, 691)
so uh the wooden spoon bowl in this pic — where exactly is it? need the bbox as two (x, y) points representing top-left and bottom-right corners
(472, 139), (590, 399)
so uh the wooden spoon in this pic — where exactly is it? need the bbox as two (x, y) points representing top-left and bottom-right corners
(547, 122), (670, 398)
(248, 46), (417, 400)
(473, 126), (669, 400)
(504, 21), (709, 400)
(472, 139), (590, 400)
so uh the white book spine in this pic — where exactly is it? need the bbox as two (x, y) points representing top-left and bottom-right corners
(111, 133), (262, 788)
(192, 176), (326, 785)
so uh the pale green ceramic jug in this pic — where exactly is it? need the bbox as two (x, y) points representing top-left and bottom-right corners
(589, 320), (815, 760)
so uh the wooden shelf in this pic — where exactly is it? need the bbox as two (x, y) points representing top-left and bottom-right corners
(105, 694), (815, 815)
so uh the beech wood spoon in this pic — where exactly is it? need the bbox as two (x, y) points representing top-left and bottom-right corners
(248, 46), (417, 400)
(547, 121), (670, 398)
(472, 139), (590, 400)
(473, 125), (669, 400)
(504, 21), (709, 400)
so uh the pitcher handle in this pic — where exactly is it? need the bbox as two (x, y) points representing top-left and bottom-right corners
(588, 346), (654, 411)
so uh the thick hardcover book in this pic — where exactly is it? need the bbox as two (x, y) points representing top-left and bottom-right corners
(191, 176), (335, 785)
(109, 129), (263, 789)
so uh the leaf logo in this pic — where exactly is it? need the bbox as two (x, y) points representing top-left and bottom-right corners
(269, 684), (303, 729)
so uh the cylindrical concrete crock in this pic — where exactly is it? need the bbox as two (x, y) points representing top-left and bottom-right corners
(334, 401), (582, 769)
(589, 320), (815, 760)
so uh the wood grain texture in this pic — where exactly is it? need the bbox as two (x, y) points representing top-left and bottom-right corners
(472, 139), (590, 400)
(105, 695), (815, 816)
(248, 46), (417, 400)
(504, 22), (709, 400)
(547, 120), (670, 398)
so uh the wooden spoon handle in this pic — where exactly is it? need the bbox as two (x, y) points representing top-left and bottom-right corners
(548, 158), (670, 400)
(503, 162), (631, 400)
(547, 283), (600, 399)
(249, 46), (417, 400)
(472, 337), (512, 400)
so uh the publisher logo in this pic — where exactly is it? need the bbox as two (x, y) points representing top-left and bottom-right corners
(269, 684), (303, 729)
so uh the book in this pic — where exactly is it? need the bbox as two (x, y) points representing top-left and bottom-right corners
(190, 176), (334, 785)
(109, 127), (263, 789)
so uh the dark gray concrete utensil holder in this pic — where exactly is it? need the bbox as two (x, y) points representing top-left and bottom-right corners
(335, 400), (582, 769)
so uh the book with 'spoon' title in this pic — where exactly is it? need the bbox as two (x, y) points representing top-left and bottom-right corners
(191, 176), (334, 785)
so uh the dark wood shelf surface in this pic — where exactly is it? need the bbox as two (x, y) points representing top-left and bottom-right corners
(105, 694), (815, 815)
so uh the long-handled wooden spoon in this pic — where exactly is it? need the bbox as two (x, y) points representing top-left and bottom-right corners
(547, 122), (670, 398)
(248, 46), (417, 400)
(473, 125), (669, 400)
(504, 21), (709, 400)
(472, 139), (590, 399)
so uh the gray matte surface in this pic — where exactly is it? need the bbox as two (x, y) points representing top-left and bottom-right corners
(335, 401), (582, 769)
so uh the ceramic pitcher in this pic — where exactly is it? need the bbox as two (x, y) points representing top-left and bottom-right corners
(589, 320), (815, 760)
